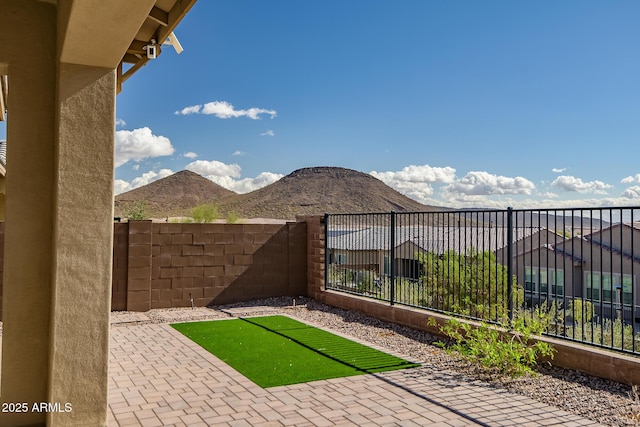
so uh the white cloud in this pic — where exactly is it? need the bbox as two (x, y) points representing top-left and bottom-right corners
(261, 130), (275, 137)
(115, 167), (281, 196)
(114, 169), (174, 195)
(370, 164), (457, 204)
(442, 171), (535, 197)
(551, 175), (613, 194)
(232, 150), (246, 156)
(132, 164), (140, 171)
(621, 186), (640, 199)
(115, 118), (126, 127)
(114, 179), (131, 195)
(206, 171), (284, 194)
(372, 165), (457, 184)
(185, 160), (242, 178)
(539, 191), (559, 199)
(175, 105), (201, 115)
(183, 152), (198, 159)
(175, 100), (277, 120)
(115, 127), (174, 168)
(183, 158), (283, 193)
(552, 167), (566, 173)
(621, 174), (640, 184)
(131, 169), (174, 188)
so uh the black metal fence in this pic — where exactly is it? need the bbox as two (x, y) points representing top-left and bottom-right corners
(325, 207), (640, 355)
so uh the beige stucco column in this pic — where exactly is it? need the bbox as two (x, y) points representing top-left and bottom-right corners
(0, 2), (115, 426)
(0, 2), (57, 426)
(46, 63), (115, 426)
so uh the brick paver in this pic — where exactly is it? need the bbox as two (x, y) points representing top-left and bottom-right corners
(109, 310), (604, 427)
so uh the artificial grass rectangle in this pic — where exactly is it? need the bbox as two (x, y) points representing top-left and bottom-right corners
(171, 315), (419, 388)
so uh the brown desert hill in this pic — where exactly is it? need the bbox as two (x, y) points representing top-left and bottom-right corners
(114, 170), (236, 218)
(216, 166), (442, 220)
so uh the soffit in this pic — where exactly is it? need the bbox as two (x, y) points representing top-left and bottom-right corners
(119, 0), (197, 91)
(59, 0), (197, 92)
(0, 0), (197, 121)
(59, 0), (157, 69)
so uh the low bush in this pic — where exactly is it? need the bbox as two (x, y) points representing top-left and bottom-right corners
(432, 307), (555, 378)
(123, 200), (148, 220)
(190, 203), (219, 223)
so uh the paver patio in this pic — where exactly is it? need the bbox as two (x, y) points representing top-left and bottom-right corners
(108, 308), (604, 426)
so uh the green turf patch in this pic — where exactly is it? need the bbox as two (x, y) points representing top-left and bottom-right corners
(171, 315), (420, 388)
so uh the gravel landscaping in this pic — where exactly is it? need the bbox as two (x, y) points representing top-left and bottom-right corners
(117, 296), (640, 427)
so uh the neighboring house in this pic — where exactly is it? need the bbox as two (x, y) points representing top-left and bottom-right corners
(327, 227), (389, 276)
(328, 226), (542, 281)
(328, 222), (640, 324)
(511, 223), (640, 325)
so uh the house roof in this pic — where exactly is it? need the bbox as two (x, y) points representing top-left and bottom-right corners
(328, 226), (543, 254)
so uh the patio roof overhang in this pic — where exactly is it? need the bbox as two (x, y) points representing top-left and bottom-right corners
(59, 0), (197, 92)
(0, 0), (197, 122)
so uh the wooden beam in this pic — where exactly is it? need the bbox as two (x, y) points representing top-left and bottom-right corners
(119, 0), (198, 87)
(148, 6), (168, 26)
(121, 58), (150, 85)
(117, 62), (123, 94)
(161, 0), (198, 42)
(126, 40), (148, 55)
(0, 75), (7, 122)
(122, 53), (142, 64)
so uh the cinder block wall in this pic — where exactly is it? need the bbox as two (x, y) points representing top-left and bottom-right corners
(0, 220), (308, 318)
(299, 215), (325, 300)
(120, 220), (308, 310)
(112, 223), (129, 311)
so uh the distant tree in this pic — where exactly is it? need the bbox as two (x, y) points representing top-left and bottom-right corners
(226, 211), (240, 224)
(417, 249), (523, 321)
(190, 203), (219, 223)
(123, 200), (148, 220)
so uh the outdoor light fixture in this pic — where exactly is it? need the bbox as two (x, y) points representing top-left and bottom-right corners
(143, 39), (157, 59)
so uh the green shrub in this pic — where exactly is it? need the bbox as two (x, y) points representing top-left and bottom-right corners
(355, 270), (375, 293)
(433, 306), (555, 378)
(226, 211), (239, 224)
(190, 203), (219, 223)
(568, 318), (638, 351)
(123, 200), (148, 220)
(567, 299), (594, 323)
(417, 249), (524, 321)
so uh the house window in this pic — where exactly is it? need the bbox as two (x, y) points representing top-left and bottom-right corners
(525, 267), (536, 292)
(524, 267), (564, 296)
(585, 272), (634, 304)
(383, 256), (390, 275)
(336, 254), (347, 265)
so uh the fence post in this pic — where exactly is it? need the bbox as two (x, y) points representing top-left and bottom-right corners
(324, 213), (329, 291)
(390, 211), (396, 306)
(507, 206), (514, 322)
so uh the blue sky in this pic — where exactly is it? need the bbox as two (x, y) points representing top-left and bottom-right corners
(3, 1), (639, 209)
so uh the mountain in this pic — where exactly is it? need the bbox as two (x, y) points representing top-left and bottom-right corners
(114, 167), (444, 220)
(114, 170), (236, 218)
(215, 166), (441, 219)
